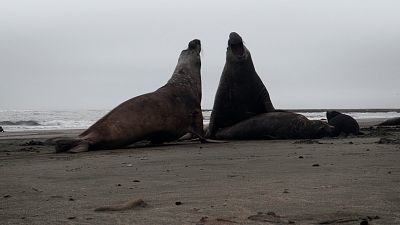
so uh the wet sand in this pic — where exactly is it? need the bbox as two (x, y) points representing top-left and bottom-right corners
(1, 120), (400, 224)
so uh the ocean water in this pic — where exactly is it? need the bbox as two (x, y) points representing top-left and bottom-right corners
(0, 110), (107, 132)
(0, 109), (399, 132)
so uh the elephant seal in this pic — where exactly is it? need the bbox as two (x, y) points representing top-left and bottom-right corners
(326, 111), (360, 136)
(377, 117), (400, 126)
(207, 32), (276, 138)
(215, 112), (335, 140)
(56, 39), (204, 153)
(0, 126), (3, 132)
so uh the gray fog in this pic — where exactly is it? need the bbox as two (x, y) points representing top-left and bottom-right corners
(1, 0), (399, 110)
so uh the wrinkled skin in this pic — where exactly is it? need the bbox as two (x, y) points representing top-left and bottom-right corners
(207, 32), (275, 138)
(326, 111), (360, 136)
(215, 112), (335, 140)
(56, 39), (203, 152)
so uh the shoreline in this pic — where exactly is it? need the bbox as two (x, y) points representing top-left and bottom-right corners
(1, 109), (399, 133)
(0, 118), (388, 140)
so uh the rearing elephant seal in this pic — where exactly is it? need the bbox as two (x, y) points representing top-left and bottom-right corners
(56, 39), (203, 153)
(207, 32), (276, 138)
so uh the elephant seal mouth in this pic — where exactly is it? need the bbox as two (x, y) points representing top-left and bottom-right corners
(230, 42), (244, 56)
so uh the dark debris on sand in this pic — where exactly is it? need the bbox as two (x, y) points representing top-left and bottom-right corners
(248, 211), (380, 225)
(377, 137), (400, 144)
(197, 216), (239, 225)
(248, 211), (290, 224)
(20, 140), (45, 146)
(293, 139), (322, 144)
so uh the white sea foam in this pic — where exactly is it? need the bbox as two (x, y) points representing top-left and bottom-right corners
(298, 111), (400, 121)
(0, 110), (107, 132)
(0, 109), (399, 132)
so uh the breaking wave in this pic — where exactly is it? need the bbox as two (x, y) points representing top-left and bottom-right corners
(0, 109), (399, 132)
(0, 120), (41, 126)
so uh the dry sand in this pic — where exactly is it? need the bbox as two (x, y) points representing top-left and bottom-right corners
(1, 120), (400, 225)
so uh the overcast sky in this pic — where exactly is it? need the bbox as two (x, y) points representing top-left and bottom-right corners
(1, 0), (399, 110)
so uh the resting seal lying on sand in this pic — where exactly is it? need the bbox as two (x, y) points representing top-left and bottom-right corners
(215, 112), (335, 140)
(377, 117), (400, 126)
(326, 111), (361, 136)
(207, 32), (276, 138)
(56, 39), (204, 153)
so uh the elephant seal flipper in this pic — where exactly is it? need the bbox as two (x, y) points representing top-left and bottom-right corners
(55, 39), (203, 152)
(55, 138), (81, 153)
(67, 142), (90, 153)
(207, 32), (276, 138)
(190, 108), (205, 136)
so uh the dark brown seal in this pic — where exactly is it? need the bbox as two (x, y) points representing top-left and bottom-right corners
(326, 111), (360, 136)
(215, 112), (335, 140)
(56, 39), (203, 153)
(207, 32), (276, 138)
(377, 117), (400, 126)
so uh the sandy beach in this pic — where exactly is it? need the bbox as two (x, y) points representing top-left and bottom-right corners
(1, 120), (400, 225)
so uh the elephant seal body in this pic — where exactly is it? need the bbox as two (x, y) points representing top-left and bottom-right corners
(56, 39), (203, 152)
(207, 32), (275, 138)
(215, 112), (335, 140)
(378, 117), (400, 126)
(0, 126), (3, 132)
(326, 111), (360, 136)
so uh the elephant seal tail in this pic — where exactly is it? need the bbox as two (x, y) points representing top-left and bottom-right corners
(55, 138), (88, 153)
